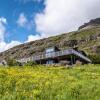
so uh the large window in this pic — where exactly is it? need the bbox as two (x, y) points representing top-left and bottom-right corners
(46, 60), (54, 64)
(45, 48), (55, 53)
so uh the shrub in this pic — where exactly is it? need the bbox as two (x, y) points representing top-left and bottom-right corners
(24, 61), (37, 66)
(6, 58), (20, 66)
(88, 54), (100, 64)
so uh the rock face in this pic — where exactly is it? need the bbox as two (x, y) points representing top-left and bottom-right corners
(0, 18), (100, 63)
(79, 18), (100, 30)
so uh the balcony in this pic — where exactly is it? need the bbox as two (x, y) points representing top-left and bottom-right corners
(17, 49), (92, 63)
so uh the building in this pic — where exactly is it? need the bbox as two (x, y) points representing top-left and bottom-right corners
(17, 46), (92, 65)
(45, 46), (60, 64)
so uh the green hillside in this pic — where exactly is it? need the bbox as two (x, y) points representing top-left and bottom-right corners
(0, 26), (100, 63)
(0, 64), (100, 100)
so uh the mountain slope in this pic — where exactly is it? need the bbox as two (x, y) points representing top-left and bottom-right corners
(79, 18), (100, 30)
(0, 19), (100, 63)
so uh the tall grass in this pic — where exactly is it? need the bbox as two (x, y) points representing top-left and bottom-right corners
(0, 64), (100, 100)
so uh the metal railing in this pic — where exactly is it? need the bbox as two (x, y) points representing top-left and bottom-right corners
(17, 49), (92, 63)
(72, 50), (92, 63)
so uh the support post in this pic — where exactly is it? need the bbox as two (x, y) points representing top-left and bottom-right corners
(71, 55), (73, 65)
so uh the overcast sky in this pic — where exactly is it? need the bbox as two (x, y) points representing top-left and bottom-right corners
(0, 0), (100, 52)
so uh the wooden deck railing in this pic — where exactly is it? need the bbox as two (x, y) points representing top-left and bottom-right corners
(17, 49), (92, 63)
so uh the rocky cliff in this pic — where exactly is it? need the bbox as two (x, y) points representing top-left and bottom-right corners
(79, 18), (100, 30)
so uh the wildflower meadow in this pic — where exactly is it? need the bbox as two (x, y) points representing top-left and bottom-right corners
(0, 64), (100, 100)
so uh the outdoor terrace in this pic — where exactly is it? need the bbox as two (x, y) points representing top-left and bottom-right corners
(17, 49), (92, 63)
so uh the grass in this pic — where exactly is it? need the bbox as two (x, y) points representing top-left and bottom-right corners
(69, 27), (99, 40)
(0, 64), (100, 100)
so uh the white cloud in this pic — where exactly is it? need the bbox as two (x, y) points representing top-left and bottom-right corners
(5, 41), (21, 51)
(0, 17), (21, 52)
(17, 13), (34, 30)
(35, 0), (100, 37)
(26, 34), (41, 42)
(0, 17), (7, 24)
(0, 16), (42, 52)
(0, 18), (6, 42)
(0, 41), (21, 52)
(17, 13), (28, 27)
(0, 16), (41, 52)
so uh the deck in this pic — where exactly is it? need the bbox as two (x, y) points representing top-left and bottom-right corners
(17, 49), (92, 63)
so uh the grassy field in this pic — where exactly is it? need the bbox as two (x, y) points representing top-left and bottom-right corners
(0, 64), (100, 100)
